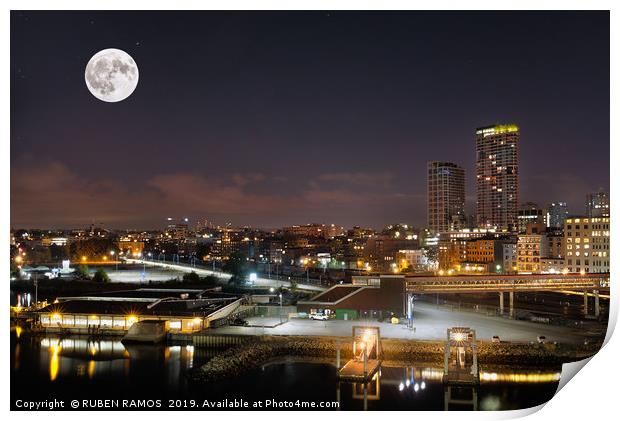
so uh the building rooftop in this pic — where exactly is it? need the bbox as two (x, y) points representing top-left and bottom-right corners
(475, 124), (520, 135)
(56, 287), (236, 301)
(41, 287), (243, 318)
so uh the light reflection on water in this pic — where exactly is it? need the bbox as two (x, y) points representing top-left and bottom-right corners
(34, 336), (196, 383)
(33, 336), (560, 384)
(392, 365), (561, 384)
(12, 332), (562, 410)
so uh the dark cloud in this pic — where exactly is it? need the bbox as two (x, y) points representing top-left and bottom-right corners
(11, 163), (421, 229)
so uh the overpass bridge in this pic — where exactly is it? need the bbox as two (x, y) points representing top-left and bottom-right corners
(352, 274), (610, 319)
(405, 273), (609, 318)
(404, 273), (609, 294)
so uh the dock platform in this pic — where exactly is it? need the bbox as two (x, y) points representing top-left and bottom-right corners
(443, 366), (480, 385)
(338, 359), (381, 382)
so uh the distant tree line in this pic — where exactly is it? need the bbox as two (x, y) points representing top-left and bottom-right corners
(182, 271), (219, 286)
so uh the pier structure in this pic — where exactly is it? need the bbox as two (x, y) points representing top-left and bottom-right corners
(443, 327), (479, 384)
(337, 326), (383, 383)
(443, 327), (479, 410)
(336, 327), (382, 410)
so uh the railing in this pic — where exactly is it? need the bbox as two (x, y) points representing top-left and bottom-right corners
(236, 304), (296, 318)
(405, 274), (609, 293)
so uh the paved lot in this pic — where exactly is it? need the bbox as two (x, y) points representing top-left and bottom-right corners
(93, 268), (186, 283)
(245, 316), (285, 327)
(214, 302), (599, 344)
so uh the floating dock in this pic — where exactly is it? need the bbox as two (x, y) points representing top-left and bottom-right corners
(337, 326), (383, 383)
(338, 359), (381, 382)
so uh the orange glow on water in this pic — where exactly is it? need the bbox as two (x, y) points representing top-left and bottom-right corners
(49, 343), (61, 381)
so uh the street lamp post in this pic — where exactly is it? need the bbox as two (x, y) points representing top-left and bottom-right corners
(140, 254), (146, 282)
(110, 250), (117, 271)
(34, 277), (38, 308)
(279, 292), (283, 324)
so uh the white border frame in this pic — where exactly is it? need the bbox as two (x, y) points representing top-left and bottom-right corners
(3, 2), (616, 420)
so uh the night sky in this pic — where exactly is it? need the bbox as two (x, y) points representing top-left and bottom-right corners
(10, 11), (610, 230)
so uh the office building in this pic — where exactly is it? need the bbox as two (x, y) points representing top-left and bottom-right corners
(517, 202), (546, 233)
(546, 202), (569, 229)
(516, 233), (549, 274)
(396, 249), (429, 272)
(503, 242), (517, 273)
(564, 216), (610, 273)
(463, 238), (504, 273)
(436, 228), (501, 271)
(586, 189), (610, 217)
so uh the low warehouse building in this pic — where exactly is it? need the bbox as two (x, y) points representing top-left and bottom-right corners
(37, 288), (243, 333)
(296, 275), (405, 319)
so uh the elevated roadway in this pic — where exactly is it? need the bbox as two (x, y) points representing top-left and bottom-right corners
(125, 259), (326, 292)
(403, 273), (609, 294)
(399, 273), (609, 318)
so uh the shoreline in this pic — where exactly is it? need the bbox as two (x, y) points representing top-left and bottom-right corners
(191, 335), (601, 382)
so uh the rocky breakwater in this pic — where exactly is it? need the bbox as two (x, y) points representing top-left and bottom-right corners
(192, 336), (349, 382)
(191, 335), (602, 383)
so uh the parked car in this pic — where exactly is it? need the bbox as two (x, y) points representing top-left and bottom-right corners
(309, 312), (329, 321)
(491, 335), (501, 343)
(537, 335), (546, 344)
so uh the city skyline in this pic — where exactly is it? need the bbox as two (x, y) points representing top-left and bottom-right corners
(11, 11), (609, 229)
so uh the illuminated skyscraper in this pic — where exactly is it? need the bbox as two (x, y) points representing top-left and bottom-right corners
(475, 124), (519, 232)
(427, 161), (465, 233)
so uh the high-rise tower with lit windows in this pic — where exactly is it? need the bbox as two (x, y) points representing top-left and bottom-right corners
(427, 161), (466, 233)
(475, 124), (519, 232)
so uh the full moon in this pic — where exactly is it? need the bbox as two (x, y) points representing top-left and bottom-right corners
(85, 48), (139, 102)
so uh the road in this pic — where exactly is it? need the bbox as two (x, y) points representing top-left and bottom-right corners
(421, 290), (610, 320)
(124, 259), (326, 292)
(214, 302), (601, 344)
(89, 266), (187, 283)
